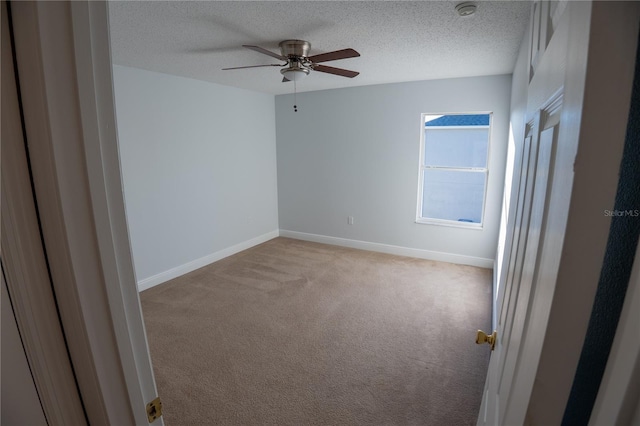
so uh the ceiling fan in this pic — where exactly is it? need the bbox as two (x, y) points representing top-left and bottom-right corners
(222, 40), (360, 82)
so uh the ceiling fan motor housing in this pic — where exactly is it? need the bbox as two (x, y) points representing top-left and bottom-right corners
(279, 40), (311, 59)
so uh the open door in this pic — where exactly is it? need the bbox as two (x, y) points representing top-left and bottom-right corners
(479, 0), (575, 418)
(478, 1), (640, 424)
(480, 97), (562, 424)
(478, 2), (585, 423)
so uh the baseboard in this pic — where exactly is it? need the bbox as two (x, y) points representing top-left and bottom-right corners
(279, 230), (494, 268)
(137, 230), (279, 292)
(138, 229), (493, 292)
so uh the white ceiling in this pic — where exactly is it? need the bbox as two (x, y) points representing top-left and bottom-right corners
(108, 1), (531, 95)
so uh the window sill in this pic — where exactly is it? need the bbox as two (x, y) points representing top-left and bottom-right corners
(415, 218), (484, 230)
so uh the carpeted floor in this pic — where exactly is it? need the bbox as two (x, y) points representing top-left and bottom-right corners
(140, 237), (492, 425)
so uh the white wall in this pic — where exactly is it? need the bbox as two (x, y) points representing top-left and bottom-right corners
(113, 65), (278, 285)
(275, 75), (511, 264)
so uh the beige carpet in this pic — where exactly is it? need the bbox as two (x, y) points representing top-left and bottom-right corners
(141, 237), (492, 425)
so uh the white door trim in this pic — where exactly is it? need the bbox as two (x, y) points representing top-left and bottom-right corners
(10, 2), (160, 424)
(70, 0), (160, 417)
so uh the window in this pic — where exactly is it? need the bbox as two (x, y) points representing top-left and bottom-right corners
(417, 113), (491, 228)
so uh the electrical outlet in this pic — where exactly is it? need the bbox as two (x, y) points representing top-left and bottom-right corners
(348, 216), (354, 225)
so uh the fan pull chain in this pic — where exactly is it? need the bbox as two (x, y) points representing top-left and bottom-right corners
(293, 79), (298, 112)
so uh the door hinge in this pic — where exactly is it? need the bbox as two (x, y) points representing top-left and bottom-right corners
(146, 396), (163, 423)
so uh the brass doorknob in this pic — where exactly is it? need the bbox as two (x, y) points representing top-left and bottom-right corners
(476, 330), (497, 350)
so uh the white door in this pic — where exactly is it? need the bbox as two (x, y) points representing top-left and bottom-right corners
(479, 100), (562, 425)
(482, 0), (640, 423)
(477, 1), (581, 424)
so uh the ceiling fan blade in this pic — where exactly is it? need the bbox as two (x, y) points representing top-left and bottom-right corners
(282, 76), (290, 82)
(222, 64), (283, 70)
(243, 45), (286, 61)
(313, 64), (359, 78)
(308, 48), (360, 64)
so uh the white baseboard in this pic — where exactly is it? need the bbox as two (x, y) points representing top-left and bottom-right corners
(138, 229), (493, 292)
(279, 230), (494, 268)
(137, 230), (279, 292)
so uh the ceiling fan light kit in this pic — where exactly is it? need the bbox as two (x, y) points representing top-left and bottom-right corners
(222, 39), (360, 112)
(281, 64), (310, 82)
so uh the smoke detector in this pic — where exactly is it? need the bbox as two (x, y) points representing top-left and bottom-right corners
(455, 2), (477, 16)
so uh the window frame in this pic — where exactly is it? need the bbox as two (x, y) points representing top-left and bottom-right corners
(416, 112), (493, 229)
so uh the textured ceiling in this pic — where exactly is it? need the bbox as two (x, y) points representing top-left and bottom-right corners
(108, 1), (531, 95)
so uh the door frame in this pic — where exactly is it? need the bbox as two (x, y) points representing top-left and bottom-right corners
(8, 1), (160, 424)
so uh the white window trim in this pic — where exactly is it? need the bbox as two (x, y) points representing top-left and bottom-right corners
(416, 112), (493, 229)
